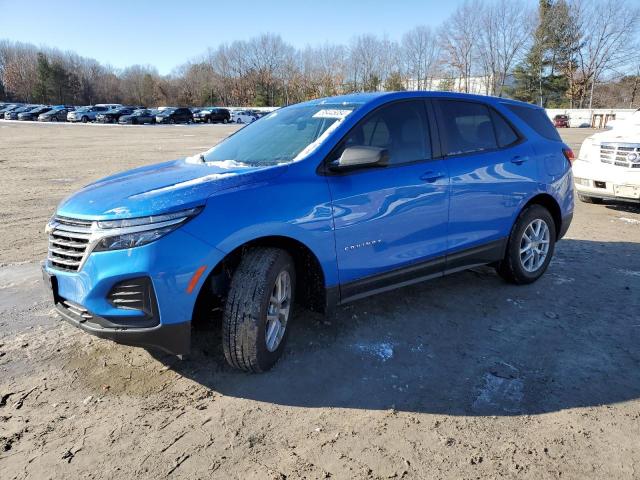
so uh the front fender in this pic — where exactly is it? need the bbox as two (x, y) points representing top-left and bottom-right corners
(182, 171), (339, 287)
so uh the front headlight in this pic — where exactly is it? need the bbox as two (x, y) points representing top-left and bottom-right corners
(578, 137), (596, 162)
(93, 207), (202, 251)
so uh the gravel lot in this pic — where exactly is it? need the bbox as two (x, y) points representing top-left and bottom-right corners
(0, 123), (639, 479)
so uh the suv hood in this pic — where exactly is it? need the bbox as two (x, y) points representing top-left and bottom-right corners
(57, 158), (284, 220)
(591, 126), (640, 144)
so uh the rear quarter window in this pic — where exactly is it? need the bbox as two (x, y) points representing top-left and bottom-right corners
(505, 104), (561, 141)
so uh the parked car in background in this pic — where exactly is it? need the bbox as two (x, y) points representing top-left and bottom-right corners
(42, 92), (574, 372)
(118, 108), (157, 125)
(0, 103), (24, 117)
(38, 106), (73, 122)
(193, 107), (231, 123)
(155, 107), (193, 124)
(5, 105), (36, 120)
(68, 105), (110, 123)
(574, 108), (640, 204)
(231, 109), (257, 124)
(96, 106), (136, 123)
(18, 105), (52, 121)
(553, 114), (570, 128)
(96, 103), (122, 110)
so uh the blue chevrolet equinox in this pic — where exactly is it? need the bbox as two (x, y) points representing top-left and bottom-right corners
(43, 92), (574, 372)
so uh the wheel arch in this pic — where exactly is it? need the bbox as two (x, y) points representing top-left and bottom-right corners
(192, 235), (328, 324)
(520, 193), (563, 239)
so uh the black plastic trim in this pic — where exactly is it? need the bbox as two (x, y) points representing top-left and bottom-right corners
(558, 211), (574, 239)
(333, 237), (507, 306)
(55, 303), (191, 355)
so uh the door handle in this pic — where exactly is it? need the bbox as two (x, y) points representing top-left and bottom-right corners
(420, 170), (445, 183)
(510, 155), (529, 165)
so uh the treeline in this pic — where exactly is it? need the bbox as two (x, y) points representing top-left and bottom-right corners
(1, 0), (639, 109)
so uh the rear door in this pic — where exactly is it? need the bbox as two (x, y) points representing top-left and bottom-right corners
(325, 100), (450, 298)
(434, 99), (538, 264)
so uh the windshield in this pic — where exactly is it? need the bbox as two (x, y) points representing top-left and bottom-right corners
(203, 103), (359, 166)
(159, 108), (175, 114)
(76, 106), (90, 112)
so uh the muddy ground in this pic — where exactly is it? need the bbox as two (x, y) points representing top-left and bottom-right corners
(0, 123), (639, 479)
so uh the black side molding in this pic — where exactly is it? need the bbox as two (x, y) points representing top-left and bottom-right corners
(329, 237), (507, 308)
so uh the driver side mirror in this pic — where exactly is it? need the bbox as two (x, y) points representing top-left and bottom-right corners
(330, 146), (389, 171)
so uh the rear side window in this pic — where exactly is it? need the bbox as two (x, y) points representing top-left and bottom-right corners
(490, 110), (519, 147)
(339, 100), (431, 165)
(505, 104), (561, 141)
(436, 100), (497, 155)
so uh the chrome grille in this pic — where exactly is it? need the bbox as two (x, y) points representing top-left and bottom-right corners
(47, 216), (93, 272)
(600, 143), (640, 168)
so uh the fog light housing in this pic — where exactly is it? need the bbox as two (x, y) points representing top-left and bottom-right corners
(107, 276), (158, 317)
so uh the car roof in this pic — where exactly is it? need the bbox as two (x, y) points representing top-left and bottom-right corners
(300, 91), (538, 110)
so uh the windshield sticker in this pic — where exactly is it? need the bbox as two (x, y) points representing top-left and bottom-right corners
(312, 109), (352, 119)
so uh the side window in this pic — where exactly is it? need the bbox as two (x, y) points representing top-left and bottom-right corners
(436, 100), (497, 155)
(490, 109), (519, 148)
(505, 104), (562, 141)
(339, 101), (431, 166)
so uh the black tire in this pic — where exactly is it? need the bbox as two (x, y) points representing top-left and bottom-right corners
(169, 119), (175, 124)
(496, 205), (556, 285)
(577, 193), (603, 204)
(223, 118), (228, 124)
(81, 116), (88, 123)
(223, 248), (296, 372)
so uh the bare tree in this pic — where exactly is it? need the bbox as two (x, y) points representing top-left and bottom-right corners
(402, 26), (440, 90)
(476, 0), (533, 96)
(440, 1), (483, 93)
(572, 0), (640, 108)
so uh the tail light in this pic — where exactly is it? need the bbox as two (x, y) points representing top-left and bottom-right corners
(562, 147), (575, 167)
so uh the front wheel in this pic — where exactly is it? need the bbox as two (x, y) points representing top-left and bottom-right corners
(81, 116), (88, 123)
(223, 248), (296, 372)
(496, 205), (556, 285)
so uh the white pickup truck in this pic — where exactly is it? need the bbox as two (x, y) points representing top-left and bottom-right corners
(574, 110), (640, 204)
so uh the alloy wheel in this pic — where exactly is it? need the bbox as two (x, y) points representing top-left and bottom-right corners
(265, 270), (291, 352)
(519, 219), (550, 272)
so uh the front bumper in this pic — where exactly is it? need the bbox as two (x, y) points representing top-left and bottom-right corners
(53, 292), (191, 354)
(573, 159), (640, 202)
(43, 228), (225, 354)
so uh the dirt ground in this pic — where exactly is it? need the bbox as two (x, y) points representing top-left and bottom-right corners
(0, 122), (639, 479)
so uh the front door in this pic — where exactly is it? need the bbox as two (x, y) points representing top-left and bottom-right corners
(325, 100), (450, 300)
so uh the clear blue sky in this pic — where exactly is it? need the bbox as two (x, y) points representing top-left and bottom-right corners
(1, 0), (534, 74)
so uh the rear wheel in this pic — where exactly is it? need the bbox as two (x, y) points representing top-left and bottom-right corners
(497, 205), (556, 285)
(223, 248), (295, 372)
(578, 193), (603, 204)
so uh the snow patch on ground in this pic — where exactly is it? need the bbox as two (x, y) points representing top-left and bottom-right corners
(353, 342), (394, 361)
(473, 372), (524, 414)
(549, 273), (575, 285)
(618, 269), (640, 277)
(617, 217), (640, 225)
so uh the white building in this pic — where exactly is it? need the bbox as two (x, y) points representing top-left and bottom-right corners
(405, 74), (515, 95)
